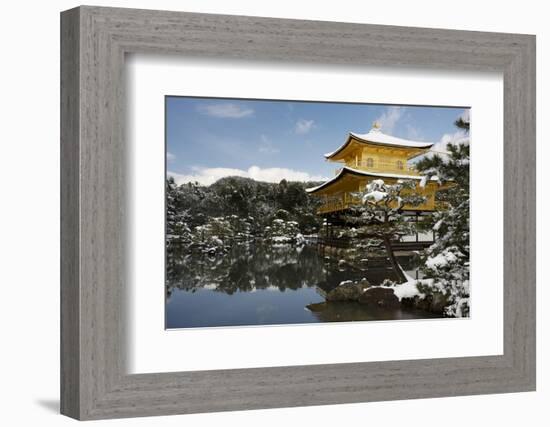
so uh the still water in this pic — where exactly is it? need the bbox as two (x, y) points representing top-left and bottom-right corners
(166, 243), (440, 329)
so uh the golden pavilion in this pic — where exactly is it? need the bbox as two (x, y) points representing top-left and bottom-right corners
(307, 123), (446, 216)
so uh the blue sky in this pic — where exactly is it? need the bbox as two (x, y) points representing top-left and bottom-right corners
(166, 96), (468, 185)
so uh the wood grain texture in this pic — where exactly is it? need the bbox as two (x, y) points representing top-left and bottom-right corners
(60, 7), (80, 419)
(60, 6), (536, 420)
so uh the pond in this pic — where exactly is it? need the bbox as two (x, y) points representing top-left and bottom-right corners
(166, 242), (442, 329)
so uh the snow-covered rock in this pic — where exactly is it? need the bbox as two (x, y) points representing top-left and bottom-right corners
(358, 287), (400, 308)
(326, 280), (370, 302)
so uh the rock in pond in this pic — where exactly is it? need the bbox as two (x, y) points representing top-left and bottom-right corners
(326, 280), (370, 302)
(429, 292), (449, 314)
(401, 291), (449, 314)
(306, 302), (328, 312)
(358, 287), (400, 308)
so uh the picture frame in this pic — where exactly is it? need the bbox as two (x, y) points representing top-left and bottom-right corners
(60, 5), (536, 420)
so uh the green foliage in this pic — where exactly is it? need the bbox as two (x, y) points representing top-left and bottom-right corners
(166, 176), (323, 247)
(416, 143), (470, 190)
(264, 218), (302, 244)
(338, 178), (427, 283)
(415, 116), (471, 317)
(454, 117), (470, 131)
(340, 179), (426, 241)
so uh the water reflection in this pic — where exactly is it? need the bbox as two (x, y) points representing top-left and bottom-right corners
(167, 243), (325, 297)
(166, 243), (437, 328)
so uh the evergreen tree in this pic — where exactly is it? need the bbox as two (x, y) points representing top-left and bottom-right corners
(166, 176), (193, 243)
(165, 176), (323, 250)
(415, 111), (470, 317)
(340, 179), (426, 282)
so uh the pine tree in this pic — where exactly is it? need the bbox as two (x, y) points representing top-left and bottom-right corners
(166, 177), (193, 244)
(340, 179), (426, 282)
(415, 111), (470, 317)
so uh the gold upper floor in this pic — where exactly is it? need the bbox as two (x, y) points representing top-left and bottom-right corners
(333, 146), (421, 176)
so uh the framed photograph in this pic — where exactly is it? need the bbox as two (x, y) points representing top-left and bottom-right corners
(164, 97), (468, 329)
(61, 6), (536, 420)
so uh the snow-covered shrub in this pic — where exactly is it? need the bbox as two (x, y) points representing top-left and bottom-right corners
(414, 110), (471, 317)
(419, 201), (470, 317)
(339, 178), (426, 282)
(264, 218), (302, 244)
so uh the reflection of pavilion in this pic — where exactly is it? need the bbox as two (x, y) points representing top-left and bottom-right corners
(307, 123), (451, 248)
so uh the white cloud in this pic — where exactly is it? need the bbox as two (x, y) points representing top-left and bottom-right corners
(197, 103), (254, 118)
(432, 130), (470, 153)
(405, 124), (424, 141)
(295, 119), (315, 134)
(460, 109), (470, 124)
(412, 129), (470, 164)
(429, 109), (470, 152)
(166, 152), (176, 162)
(375, 106), (405, 133)
(428, 110), (470, 154)
(258, 134), (280, 154)
(168, 166), (328, 186)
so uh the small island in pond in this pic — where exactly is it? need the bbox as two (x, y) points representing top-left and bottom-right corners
(165, 97), (470, 329)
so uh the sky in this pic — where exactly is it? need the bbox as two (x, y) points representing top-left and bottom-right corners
(166, 96), (469, 185)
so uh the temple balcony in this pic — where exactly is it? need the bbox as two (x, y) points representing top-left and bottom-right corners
(317, 190), (437, 214)
(317, 193), (362, 214)
(335, 159), (419, 176)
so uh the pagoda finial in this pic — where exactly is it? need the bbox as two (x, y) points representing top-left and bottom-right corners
(372, 121), (381, 131)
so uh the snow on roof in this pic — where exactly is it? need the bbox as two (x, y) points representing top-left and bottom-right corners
(305, 166), (439, 193)
(324, 128), (434, 158)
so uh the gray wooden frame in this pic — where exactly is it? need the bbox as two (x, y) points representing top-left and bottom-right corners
(60, 5), (536, 420)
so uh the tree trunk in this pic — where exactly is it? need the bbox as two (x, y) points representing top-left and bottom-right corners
(382, 235), (407, 283)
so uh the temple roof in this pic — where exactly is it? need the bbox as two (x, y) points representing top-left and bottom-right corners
(305, 166), (439, 194)
(324, 128), (434, 161)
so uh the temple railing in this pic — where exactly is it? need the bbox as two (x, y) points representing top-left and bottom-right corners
(317, 193), (362, 214)
(337, 159), (419, 176)
(317, 191), (439, 214)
